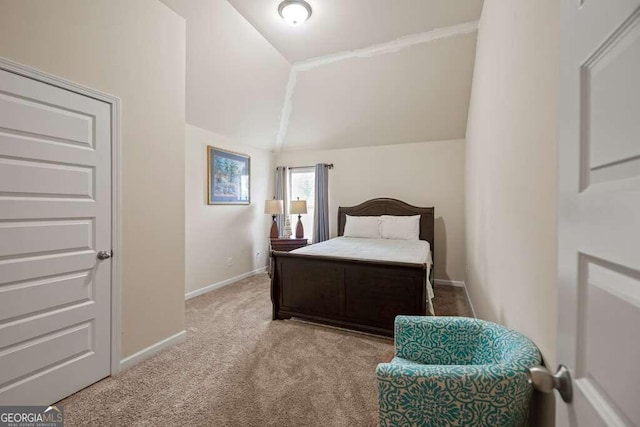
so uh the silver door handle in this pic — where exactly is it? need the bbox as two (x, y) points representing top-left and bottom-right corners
(97, 250), (112, 260)
(527, 364), (573, 403)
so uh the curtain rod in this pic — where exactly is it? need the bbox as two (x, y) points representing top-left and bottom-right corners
(284, 164), (334, 170)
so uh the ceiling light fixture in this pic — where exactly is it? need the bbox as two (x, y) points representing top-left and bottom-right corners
(278, 0), (312, 26)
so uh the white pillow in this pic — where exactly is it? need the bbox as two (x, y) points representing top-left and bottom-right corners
(380, 215), (420, 240)
(343, 215), (381, 239)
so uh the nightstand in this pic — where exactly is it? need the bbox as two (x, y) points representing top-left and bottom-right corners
(270, 238), (308, 252)
(269, 238), (308, 277)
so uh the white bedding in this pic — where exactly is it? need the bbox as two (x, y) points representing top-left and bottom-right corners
(291, 237), (434, 314)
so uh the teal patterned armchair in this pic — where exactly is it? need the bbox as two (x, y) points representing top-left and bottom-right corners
(376, 316), (541, 427)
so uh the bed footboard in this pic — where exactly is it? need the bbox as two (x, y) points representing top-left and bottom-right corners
(271, 251), (428, 337)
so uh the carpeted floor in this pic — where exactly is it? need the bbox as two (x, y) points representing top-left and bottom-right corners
(59, 274), (472, 426)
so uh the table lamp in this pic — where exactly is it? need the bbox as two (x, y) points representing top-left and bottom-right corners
(265, 199), (284, 238)
(289, 198), (308, 239)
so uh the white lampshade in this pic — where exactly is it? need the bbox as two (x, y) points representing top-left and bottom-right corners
(290, 199), (307, 215)
(278, 0), (312, 26)
(264, 199), (284, 215)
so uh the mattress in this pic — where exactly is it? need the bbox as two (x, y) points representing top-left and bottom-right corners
(291, 236), (434, 314)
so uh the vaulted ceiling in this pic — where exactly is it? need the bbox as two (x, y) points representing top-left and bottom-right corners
(227, 0), (483, 62)
(162, 0), (483, 151)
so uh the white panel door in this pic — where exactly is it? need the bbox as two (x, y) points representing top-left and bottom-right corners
(0, 68), (112, 404)
(558, 0), (640, 425)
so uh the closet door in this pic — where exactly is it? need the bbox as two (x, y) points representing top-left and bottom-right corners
(0, 67), (112, 404)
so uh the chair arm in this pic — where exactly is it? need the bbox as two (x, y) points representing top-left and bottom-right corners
(376, 363), (533, 427)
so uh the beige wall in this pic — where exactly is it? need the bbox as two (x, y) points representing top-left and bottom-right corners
(162, 0), (284, 295)
(185, 125), (273, 295)
(465, 0), (559, 414)
(0, 0), (187, 358)
(276, 140), (466, 282)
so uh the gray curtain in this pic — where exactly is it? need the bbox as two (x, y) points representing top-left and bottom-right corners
(275, 166), (287, 237)
(313, 163), (330, 243)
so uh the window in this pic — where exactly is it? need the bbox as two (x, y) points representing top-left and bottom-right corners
(288, 167), (315, 241)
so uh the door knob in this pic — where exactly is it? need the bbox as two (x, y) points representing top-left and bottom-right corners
(527, 364), (573, 403)
(97, 250), (112, 260)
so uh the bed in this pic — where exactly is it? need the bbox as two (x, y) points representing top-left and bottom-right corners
(270, 198), (434, 337)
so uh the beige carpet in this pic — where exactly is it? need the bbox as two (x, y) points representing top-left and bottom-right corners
(59, 274), (472, 426)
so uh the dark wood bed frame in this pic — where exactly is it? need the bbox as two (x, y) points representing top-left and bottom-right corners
(270, 198), (434, 337)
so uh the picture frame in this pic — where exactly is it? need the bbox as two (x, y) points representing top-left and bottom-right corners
(207, 146), (250, 205)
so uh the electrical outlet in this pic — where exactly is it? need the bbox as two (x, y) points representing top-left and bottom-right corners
(227, 257), (233, 267)
(256, 251), (261, 261)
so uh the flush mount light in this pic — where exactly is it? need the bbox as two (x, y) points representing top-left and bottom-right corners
(278, 0), (312, 26)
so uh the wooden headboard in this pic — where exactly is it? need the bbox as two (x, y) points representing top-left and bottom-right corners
(337, 198), (435, 253)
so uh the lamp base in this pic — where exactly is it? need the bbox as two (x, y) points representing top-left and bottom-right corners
(270, 216), (279, 239)
(295, 215), (304, 239)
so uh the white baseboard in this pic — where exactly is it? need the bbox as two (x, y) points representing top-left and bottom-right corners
(184, 267), (267, 301)
(434, 279), (476, 318)
(119, 330), (186, 371)
(434, 279), (466, 287)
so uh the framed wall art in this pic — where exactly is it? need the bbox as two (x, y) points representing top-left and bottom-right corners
(207, 146), (250, 205)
